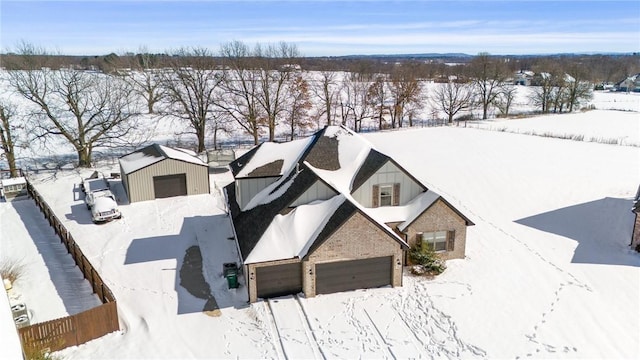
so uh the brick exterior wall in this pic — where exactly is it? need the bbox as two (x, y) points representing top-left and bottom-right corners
(403, 199), (468, 261)
(632, 213), (640, 250)
(303, 212), (404, 298)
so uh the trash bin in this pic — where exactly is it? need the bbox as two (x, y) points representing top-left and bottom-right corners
(226, 273), (239, 289)
(223, 262), (238, 277)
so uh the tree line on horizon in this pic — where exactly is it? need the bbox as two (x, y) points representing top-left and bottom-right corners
(0, 41), (635, 173)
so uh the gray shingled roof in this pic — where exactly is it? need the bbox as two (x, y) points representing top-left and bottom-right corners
(226, 125), (461, 263)
(227, 162), (326, 260)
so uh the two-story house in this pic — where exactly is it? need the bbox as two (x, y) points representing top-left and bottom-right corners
(226, 126), (474, 302)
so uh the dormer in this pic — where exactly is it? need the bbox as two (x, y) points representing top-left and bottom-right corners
(229, 137), (314, 210)
(350, 149), (426, 208)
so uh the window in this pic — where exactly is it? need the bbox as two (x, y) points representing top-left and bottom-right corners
(379, 185), (393, 207)
(421, 231), (448, 252)
(372, 183), (400, 207)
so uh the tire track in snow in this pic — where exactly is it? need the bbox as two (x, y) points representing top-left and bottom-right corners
(263, 301), (287, 359)
(267, 296), (324, 360)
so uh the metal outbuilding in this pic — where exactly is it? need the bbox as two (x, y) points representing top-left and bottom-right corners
(119, 144), (210, 203)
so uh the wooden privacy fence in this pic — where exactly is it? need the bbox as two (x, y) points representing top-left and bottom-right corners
(18, 181), (119, 353)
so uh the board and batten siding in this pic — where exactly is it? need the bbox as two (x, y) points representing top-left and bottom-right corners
(126, 159), (209, 203)
(351, 161), (423, 207)
(289, 180), (337, 207)
(236, 177), (279, 210)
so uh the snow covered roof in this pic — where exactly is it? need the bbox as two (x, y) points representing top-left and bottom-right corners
(119, 144), (207, 174)
(244, 195), (346, 264)
(233, 137), (313, 178)
(366, 190), (440, 227)
(227, 125), (464, 263)
(1, 177), (26, 187)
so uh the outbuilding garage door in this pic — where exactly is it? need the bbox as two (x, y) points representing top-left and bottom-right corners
(316, 256), (392, 295)
(153, 174), (187, 199)
(256, 262), (302, 299)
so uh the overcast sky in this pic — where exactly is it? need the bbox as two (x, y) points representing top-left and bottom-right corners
(1, 0), (638, 56)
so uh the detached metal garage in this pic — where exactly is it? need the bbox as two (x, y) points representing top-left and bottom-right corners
(119, 144), (210, 203)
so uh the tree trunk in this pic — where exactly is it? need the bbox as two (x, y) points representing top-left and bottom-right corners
(197, 130), (205, 153)
(78, 148), (91, 167)
(269, 117), (275, 142)
(213, 126), (219, 150)
(6, 151), (18, 177)
(290, 119), (295, 141)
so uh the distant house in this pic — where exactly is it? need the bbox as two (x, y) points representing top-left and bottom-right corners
(226, 126), (474, 302)
(514, 70), (534, 86)
(615, 74), (640, 92)
(119, 144), (209, 203)
(632, 185), (640, 250)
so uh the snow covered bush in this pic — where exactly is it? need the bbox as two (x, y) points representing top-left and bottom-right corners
(408, 244), (446, 276)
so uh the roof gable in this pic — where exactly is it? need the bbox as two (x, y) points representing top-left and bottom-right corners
(119, 143), (206, 174)
(302, 200), (409, 260)
(232, 137), (313, 179)
(399, 196), (475, 231)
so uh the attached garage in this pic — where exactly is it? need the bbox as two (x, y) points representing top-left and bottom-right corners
(255, 262), (302, 299)
(119, 144), (210, 203)
(316, 257), (392, 295)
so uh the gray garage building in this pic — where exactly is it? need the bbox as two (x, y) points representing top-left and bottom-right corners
(119, 144), (210, 203)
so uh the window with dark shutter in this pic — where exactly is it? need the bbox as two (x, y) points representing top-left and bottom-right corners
(393, 183), (400, 206)
(420, 231), (448, 252)
(447, 230), (456, 251)
(372, 184), (379, 207)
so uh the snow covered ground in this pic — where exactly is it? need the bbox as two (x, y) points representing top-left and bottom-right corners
(1, 90), (639, 358)
(472, 109), (640, 146)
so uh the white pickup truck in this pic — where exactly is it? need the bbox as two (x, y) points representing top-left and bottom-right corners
(80, 173), (121, 223)
(89, 191), (122, 223)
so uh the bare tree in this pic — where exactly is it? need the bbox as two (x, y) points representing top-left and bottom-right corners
(8, 50), (140, 167)
(253, 42), (300, 141)
(162, 47), (224, 153)
(432, 81), (473, 125)
(342, 71), (374, 132)
(219, 41), (264, 145)
(313, 71), (340, 126)
(285, 74), (313, 140)
(367, 75), (389, 130)
(530, 71), (557, 113)
(469, 53), (508, 120)
(564, 64), (593, 112)
(388, 64), (422, 128)
(121, 48), (165, 114)
(0, 102), (20, 177)
(493, 84), (518, 117)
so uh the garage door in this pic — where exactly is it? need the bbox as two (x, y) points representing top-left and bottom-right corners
(256, 262), (302, 299)
(316, 256), (392, 295)
(153, 174), (187, 199)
